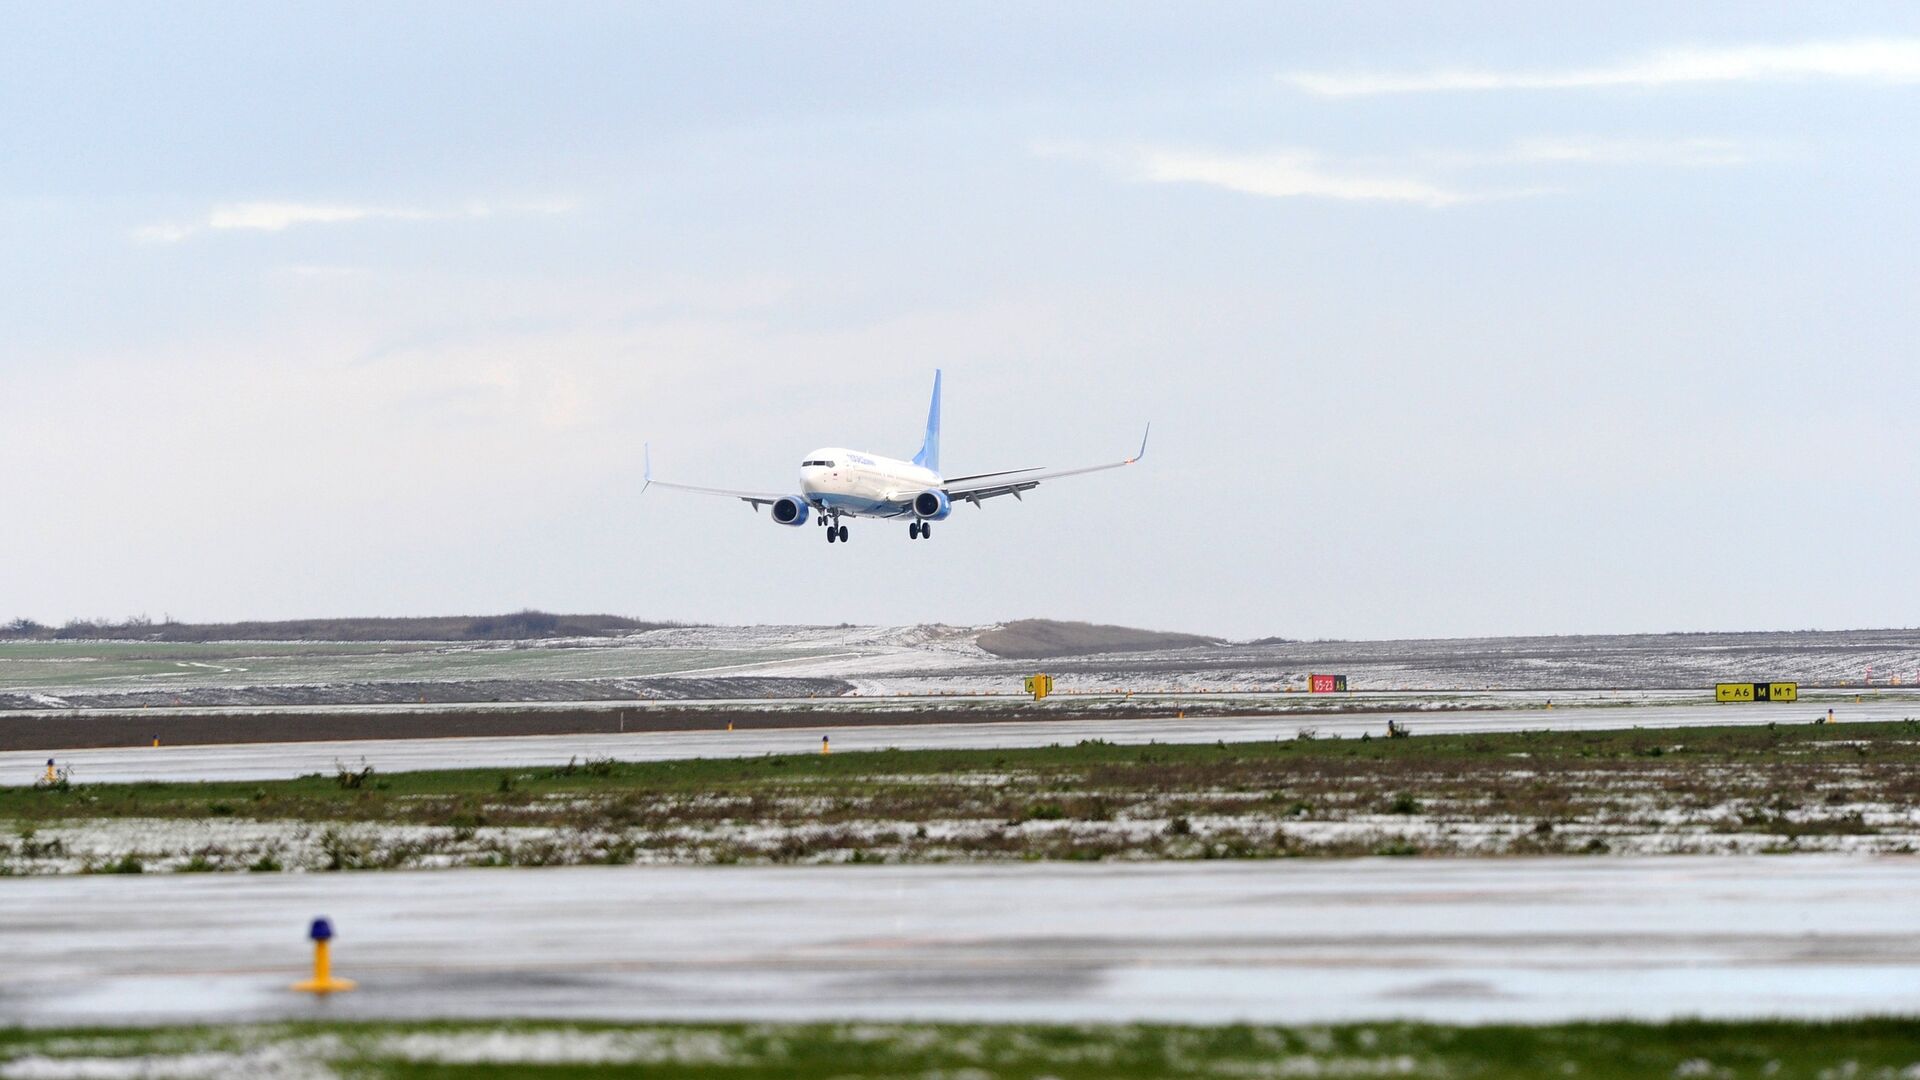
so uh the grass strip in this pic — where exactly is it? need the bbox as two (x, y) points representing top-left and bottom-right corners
(7, 720), (1920, 870)
(2, 1018), (1918, 1078)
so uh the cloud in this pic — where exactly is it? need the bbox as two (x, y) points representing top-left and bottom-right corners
(1432, 136), (1756, 169)
(1044, 134), (1754, 208)
(1039, 142), (1512, 207)
(1507, 136), (1749, 166)
(207, 202), (388, 231)
(1137, 148), (1468, 206)
(1283, 37), (1920, 96)
(133, 197), (576, 243)
(130, 222), (197, 244)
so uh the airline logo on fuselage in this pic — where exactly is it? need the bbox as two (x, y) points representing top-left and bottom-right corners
(848, 454), (876, 466)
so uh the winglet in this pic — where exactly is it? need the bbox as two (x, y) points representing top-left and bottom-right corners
(1128, 422), (1151, 464)
(642, 443), (652, 494)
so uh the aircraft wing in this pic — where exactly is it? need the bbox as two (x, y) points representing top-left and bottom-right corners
(944, 424), (1149, 507)
(643, 445), (788, 512)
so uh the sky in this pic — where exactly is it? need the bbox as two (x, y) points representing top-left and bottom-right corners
(2, 2), (1916, 641)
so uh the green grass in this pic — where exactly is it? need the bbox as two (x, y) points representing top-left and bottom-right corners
(0, 1018), (1916, 1078)
(0, 640), (835, 690)
(10, 719), (1920, 820)
(9, 720), (1920, 871)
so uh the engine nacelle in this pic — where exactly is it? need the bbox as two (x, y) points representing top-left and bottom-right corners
(771, 496), (811, 526)
(912, 489), (952, 521)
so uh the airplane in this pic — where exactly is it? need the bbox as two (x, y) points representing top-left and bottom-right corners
(644, 370), (1148, 544)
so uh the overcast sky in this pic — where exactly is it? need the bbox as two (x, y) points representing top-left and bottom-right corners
(3, 3), (1916, 640)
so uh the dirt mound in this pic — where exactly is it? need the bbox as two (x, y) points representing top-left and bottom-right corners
(976, 619), (1218, 660)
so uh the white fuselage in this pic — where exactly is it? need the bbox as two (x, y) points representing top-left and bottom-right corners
(799, 448), (942, 519)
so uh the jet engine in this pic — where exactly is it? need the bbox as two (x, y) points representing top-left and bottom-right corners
(771, 496), (811, 526)
(912, 489), (952, 520)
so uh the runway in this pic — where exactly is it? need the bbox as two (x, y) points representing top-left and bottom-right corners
(6, 698), (1914, 786)
(2, 855), (1915, 1027)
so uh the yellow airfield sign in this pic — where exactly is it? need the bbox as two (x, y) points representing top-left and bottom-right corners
(1024, 674), (1053, 701)
(1716, 682), (1798, 703)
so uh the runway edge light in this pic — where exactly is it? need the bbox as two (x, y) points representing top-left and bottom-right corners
(292, 917), (357, 995)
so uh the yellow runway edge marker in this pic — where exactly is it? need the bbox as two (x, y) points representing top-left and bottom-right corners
(292, 917), (356, 994)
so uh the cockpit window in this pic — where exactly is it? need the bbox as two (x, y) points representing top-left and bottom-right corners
(802, 459), (836, 468)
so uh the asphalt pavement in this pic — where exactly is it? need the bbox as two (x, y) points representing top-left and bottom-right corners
(6, 698), (1914, 786)
(2, 855), (1914, 1026)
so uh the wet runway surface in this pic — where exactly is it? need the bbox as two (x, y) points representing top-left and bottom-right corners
(6, 699), (1916, 786)
(3, 856), (1915, 1026)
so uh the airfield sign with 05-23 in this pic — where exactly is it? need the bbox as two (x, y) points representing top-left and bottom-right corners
(1716, 682), (1798, 703)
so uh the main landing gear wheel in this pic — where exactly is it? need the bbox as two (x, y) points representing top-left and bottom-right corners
(909, 522), (921, 539)
(832, 524), (848, 543)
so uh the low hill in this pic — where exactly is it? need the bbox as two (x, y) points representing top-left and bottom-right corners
(1, 612), (675, 643)
(975, 619), (1220, 660)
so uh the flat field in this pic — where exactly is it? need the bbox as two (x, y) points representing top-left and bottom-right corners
(6, 625), (1919, 710)
(9, 720), (1919, 873)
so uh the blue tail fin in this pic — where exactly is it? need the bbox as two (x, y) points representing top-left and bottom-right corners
(912, 369), (941, 473)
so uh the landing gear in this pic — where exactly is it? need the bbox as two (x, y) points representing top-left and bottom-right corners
(837, 524), (848, 543)
(909, 521), (932, 540)
(909, 521), (921, 540)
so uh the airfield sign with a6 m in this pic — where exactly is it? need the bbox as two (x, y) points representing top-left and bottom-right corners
(1716, 682), (1798, 703)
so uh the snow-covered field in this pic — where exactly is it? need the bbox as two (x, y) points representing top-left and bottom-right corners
(4, 624), (1918, 710)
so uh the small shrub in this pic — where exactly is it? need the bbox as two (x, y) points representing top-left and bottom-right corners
(318, 828), (371, 871)
(598, 836), (639, 865)
(1166, 816), (1194, 836)
(1387, 793), (1422, 815)
(248, 854), (282, 873)
(99, 854), (144, 874)
(13, 826), (65, 860)
(334, 761), (375, 789)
